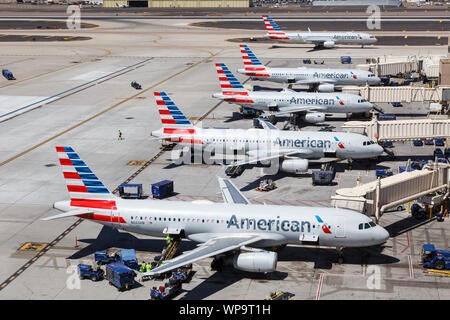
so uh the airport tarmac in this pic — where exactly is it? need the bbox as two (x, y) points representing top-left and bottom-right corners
(0, 16), (449, 300)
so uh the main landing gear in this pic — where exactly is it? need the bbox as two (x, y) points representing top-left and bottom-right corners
(336, 247), (344, 264)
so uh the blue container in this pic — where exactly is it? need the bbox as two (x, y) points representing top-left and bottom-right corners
(435, 138), (445, 146)
(120, 249), (138, 270)
(377, 114), (396, 121)
(152, 180), (173, 199)
(105, 262), (135, 291)
(413, 140), (423, 147)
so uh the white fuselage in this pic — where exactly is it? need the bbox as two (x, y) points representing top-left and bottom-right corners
(268, 31), (378, 45)
(54, 199), (389, 248)
(238, 67), (381, 86)
(152, 128), (383, 160)
(213, 91), (374, 114)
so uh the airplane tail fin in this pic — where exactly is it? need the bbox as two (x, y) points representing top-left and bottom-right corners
(153, 92), (199, 138)
(56, 146), (117, 209)
(262, 15), (289, 40)
(240, 44), (265, 67)
(215, 63), (248, 95)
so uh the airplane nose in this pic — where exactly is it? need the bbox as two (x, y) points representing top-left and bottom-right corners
(374, 144), (384, 156)
(375, 226), (390, 244)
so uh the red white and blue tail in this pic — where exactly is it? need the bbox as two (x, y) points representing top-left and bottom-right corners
(154, 92), (194, 128)
(215, 63), (248, 95)
(153, 92), (200, 140)
(239, 45), (269, 77)
(56, 147), (115, 200)
(240, 44), (264, 67)
(262, 15), (289, 40)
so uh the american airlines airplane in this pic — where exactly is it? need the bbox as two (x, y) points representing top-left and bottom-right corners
(262, 15), (378, 48)
(212, 63), (374, 123)
(237, 44), (381, 91)
(43, 147), (389, 275)
(150, 92), (383, 171)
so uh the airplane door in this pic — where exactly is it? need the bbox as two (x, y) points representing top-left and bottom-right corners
(334, 217), (346, 238)
(299, 224), (319, 242)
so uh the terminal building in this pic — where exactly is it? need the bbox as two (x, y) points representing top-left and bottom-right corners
(103, 0), (251, 7)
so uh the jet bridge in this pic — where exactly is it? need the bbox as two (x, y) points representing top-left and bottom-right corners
(342, 115), (450, 143)
(330, 163), (450, 221)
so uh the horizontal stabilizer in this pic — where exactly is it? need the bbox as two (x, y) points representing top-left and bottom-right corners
(41, 209), (93, 221)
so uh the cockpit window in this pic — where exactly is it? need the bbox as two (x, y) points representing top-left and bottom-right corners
(360, 221), (377, 229)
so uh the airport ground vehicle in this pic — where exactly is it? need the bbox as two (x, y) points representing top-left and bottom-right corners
(2, 69), (15, 80)
(399, 165), (415, 173)
(77, 264), (104, 281)
(424, 139), (434, 145)
(413, 140), (424, 147)
(131, 81), (141, 89)
(421, 244), (450, 270)
(383, 141), (393, 148)
(120, 249), (138, 270)
(256, 179), (277, 191)
(225, 165), (244, 177)
(377, 114), (396, 121)
(105, 262), (135, 291)
(340, 56), (351, 64)
(265, 291), (295, 300)
(376, 169), (393, 178)
(152, 180), (173, 199)
(391, 102), (402, 107)
(312, 164), (336, 185)
(118, 184), (145, 199)
(150, 276), (182, 300)
(94, 251), (119, 265)
(435, 138), (446, 147)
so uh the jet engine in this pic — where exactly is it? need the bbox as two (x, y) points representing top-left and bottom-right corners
(323, 40), (335, 48)
(317, 83), (335, 92)
(280, 158), (309, 173)
(302, 112), (325, 124)
(233, 251), (277, 273)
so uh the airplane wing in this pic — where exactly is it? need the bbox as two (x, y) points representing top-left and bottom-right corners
(137, 234), (264, 277)
(256, 117), (278, 130)
(218, 177), (251, 205)
(226, 149), (312, 167)
(271, 105), (327, 116)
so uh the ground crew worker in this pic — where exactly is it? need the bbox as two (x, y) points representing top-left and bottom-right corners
(118, 130), (123, 140)
(146, 263), (152, 272)
(140, 261), (146, 273)
(166, 235), (172, 245)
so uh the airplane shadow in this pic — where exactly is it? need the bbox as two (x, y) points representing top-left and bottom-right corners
(240, 172), (311, 191)
(179, 269), (288, 300)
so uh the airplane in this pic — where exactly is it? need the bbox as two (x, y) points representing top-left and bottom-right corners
(150, 91), (383, 172)
(211, 63), (374, 124)
(262, 15), (378, 49)
(237, 44), (381, 91)
(42, 146), (390, 276)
